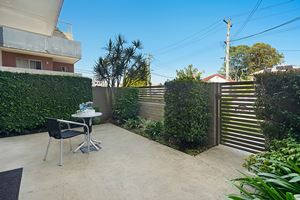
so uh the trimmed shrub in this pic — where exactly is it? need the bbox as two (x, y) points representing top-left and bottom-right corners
(0, 71), (92, 136)
(112, 88), (139, 124)
(255, 71), (300, 144)
(164, 80), (210, 149)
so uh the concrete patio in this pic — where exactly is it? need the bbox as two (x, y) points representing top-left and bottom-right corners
(0, 123), (250, 200)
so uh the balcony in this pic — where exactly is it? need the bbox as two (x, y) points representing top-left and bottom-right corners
(0, 26), (81, 61)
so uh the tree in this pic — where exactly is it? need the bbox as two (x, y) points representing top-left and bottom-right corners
(219, 45), (251, 81)
(94, 34), (149, 88)
(123, 55), (152, 87)
(248, 43), (283, 73)
(219, 43), (284, 81)
(176, 64), (202, 80)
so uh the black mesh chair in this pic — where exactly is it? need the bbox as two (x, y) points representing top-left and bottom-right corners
(43, 118), (89, 166)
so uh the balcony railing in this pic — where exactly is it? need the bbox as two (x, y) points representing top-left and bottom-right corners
(0, 26), (81, 59)
(0, 66), (82, 77)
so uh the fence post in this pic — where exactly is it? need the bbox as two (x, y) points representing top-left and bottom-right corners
(216, 83), (221, 145)
(208, 83), (221, 147)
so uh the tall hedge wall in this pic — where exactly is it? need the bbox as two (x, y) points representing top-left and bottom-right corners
(0, 71), (92, 136)
(164, 80), (210, 149)
(112, 87), (139, 124)
(255, 71), (300, 143)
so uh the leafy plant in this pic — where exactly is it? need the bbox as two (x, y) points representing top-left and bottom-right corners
(0, 71), (92, 136)
(92, 117), (102, 125)
(255, 71), (300, 145)
(112, 88), (139, 124)
(228, 160), (300, 200)
(164, 79), (210, 149)
(94, 34), (149, 88)
(142, 120), (163, 139)
(218, 45), (251, 81)
(244, 138), (300, 175)
(122, 117), (163, 140)
(122, 118), (142, 129)
(176, 64), (202, 80)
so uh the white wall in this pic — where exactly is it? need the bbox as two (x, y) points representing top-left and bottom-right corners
(207, 76), (228, 83)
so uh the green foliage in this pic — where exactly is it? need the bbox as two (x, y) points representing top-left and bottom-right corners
(164, 79), (210, 149)
(123, 117), (163, 140)
(219, 45), (251, 81)
(123, 55), (152, 87)
(112, 88), (139, 124)
(92, 106), (102, 125)
(92, 117), (102, 125)
(255, 71), (300, 144)
(219, 43), (284, 81)
(142, 119), (163, 140)
(94, 34), (149, 88)
(244, 138), (300, 175)
(0, 71), (92, 135)
(176, 64), (202, 80)
(122, 118), (142, 129)
(229, 139), (300, 199)
(228, 160), (300, 200)
(248, 43), (284, 74)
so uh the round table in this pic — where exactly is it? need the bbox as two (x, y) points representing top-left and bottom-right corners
(71, 112), (102, 153)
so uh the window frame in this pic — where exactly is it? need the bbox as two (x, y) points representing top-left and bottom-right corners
(16, 57), (43, 70)
(61, 66), (68, 72)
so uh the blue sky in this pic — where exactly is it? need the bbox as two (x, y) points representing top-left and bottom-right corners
(59, 0), (300, 84)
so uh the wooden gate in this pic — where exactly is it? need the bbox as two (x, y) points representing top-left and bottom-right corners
(220, 81), (265, 153)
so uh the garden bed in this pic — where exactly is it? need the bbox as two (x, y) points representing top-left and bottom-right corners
(114, 117), (208, 156)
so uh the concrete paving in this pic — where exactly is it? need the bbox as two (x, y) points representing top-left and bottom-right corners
(0, 123), (250, 200)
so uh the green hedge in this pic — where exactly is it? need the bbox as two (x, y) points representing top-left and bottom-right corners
(112, 87), (139, 124)
(0, 71), (92, 136)
(255, 71), (300, 144)
(164, 80), (210, 149)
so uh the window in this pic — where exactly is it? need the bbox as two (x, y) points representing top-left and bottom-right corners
(16, 58), (42, 70)
(61, 66), (68, 72)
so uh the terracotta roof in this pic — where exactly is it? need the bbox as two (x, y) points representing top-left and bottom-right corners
(202, 74), (228, 82)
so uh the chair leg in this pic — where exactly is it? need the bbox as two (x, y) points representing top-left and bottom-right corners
(43, 137), (51, 161)
(69, 138), (72, 151)
(59, 139), (63, 166)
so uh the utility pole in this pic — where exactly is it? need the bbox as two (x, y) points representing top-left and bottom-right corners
(223, 19), (232, 80)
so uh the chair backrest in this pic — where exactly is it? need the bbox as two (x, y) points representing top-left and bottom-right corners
(46, 118), (61, 139)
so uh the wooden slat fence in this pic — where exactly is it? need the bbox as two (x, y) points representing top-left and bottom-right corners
(136, 83), (266, 153)
(220, 81), (265, 153)
(138, 86), (165, 103)
(137, 86), (165, 120)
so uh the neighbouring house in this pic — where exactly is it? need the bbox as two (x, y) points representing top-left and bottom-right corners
(0, 0), (81, 76)
(202, 74), (231, 83)
(252, 65), (299, 75)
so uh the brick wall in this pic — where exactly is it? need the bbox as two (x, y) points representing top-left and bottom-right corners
(53, 62), (74, 72)
(1, 51), (74, 72)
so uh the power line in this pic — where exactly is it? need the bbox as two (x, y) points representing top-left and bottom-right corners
(279, 49), (300, 52)
(153, 26), (224, 56)
(153, 41), (221, 67)
(150, 19), (223, 54)
(231, 16), (300, 42)
(233, 0), (262, 38)
(151, 71), (174, 79)
(229, 0), (295, 18)
(233, 7), (300, 25)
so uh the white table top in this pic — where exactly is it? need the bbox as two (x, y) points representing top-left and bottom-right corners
(71, 112), (102, 119)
